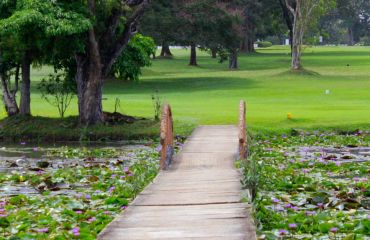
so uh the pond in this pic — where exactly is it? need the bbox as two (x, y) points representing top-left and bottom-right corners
(0, 141), (160, 239)
(242, 134), (370, 239)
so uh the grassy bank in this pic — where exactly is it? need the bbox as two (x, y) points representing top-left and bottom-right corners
(0, 116), (161, 143)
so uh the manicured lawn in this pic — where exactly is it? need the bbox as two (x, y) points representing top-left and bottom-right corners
(8, 46), (370, 134)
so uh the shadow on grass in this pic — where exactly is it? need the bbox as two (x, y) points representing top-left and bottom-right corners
(277, 68), (321, 77)
(104, 76), (258, 95)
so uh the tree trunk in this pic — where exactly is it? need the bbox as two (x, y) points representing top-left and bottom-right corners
(75, 28), (104, 126)
(20, 53), (31, 116)
(160, 41), (173, 57)
(347, 27), (354, 46)
(73, 0), (149, 126)
(279, 0), (294, 54)
(248, 38), (255, 53)
(189, 43), (197, 66)
(211, 48), (217, 58)
(240, 35), (255, 53)
(289, 29), (293, 54)
(229, 49), (238, 70)
(76, 55), (104, 126)
(0, 66), (19, 116)
(290, 2), (303, 70)
(291, 18), (303, 70)
(291, 42), (301, 70)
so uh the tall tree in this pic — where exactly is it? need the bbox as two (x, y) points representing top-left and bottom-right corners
(285, 0), (335, 70)
(175, 0), (244, 68)
(335, 0), (370, 45)
(0, 54), (20, 116)
(0, 0), (90, 116)
(0, 0), (19, 116)
(141, 0), (179, 57)
(73, 0), (150, 125)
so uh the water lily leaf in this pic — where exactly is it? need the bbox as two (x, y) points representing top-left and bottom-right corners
(311, 192), (330, 204)
(343, 198), (361, 209)
(318, 222), (334, 233)
(66, 200), (84, 210)
(36, 161), (50, 168)
(0, 217), (10, 228)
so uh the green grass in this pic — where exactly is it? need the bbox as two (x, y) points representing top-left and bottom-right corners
(3, 45), (370, 136)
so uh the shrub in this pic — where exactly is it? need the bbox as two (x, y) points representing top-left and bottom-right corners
(38, 73), (75, 118)
(360, 36), (370, 46)
(264, 36), (281, 45)
(256, 41), (273, 48)
(112, 34), (156, 81)
(151, 90), (162, 121)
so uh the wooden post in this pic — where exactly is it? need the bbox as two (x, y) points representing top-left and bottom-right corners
(160, 104), (174, 170)
(239, 100), (247, 159)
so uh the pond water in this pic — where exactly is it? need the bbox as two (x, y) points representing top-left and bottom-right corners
(256, 139), (370, 239)
(0, 140), (160, 238)
(0, 141), (154, 197)
(297, 146), (370, 163)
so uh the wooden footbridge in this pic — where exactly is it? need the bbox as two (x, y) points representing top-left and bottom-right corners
(98, 101), (256, 240)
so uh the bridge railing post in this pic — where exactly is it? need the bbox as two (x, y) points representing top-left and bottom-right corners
(160, 104), (174, 170)
(239, 100), (247, 159)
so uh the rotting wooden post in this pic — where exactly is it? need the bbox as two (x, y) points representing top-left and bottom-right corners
(239, 100), (247, 159)
(160, 104), (174, 170)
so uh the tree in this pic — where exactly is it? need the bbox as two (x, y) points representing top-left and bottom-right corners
(0, 0), (19, 116)
(175, 0), (244, 68)
(141, 0), (179, 57)
(0, 54), (20, 116)
(335, 0), (370, 45)
(0, 0), (90, 116)
(73, 0), (150, 125)
(285, 0), (335, 70)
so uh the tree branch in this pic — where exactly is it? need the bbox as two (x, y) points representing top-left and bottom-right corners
(285, 0), (295, 15)
(102, 0), (150, 77)
(279, 0), (293, 31)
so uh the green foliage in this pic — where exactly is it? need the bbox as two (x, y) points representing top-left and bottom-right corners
(360, 36), (370, 46)
(0, 147), (160, 239)
(245, 133), (370, 238)
(141, 0), (181, 45)
(256, 41), (273, 48)
(37, 73), (75, 118)
(47, 147), (120, 159)
(0, 0), (91, 60)
(0, 1), (90, 37)
(112, 34), (156, 81)
(241, 153), (262, 201)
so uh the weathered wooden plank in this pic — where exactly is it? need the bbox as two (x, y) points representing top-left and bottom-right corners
(98, 125), (256, 240)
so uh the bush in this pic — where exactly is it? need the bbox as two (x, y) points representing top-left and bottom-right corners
(360, 36), (370, 46)
(38, 73), (75, 118)
(264, 36), (282, 45)
(256, 41), (272, 48)
(112, 34), (156, 81)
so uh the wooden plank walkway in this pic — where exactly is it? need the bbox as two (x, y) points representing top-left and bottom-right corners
(98, 125), (256, 240)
